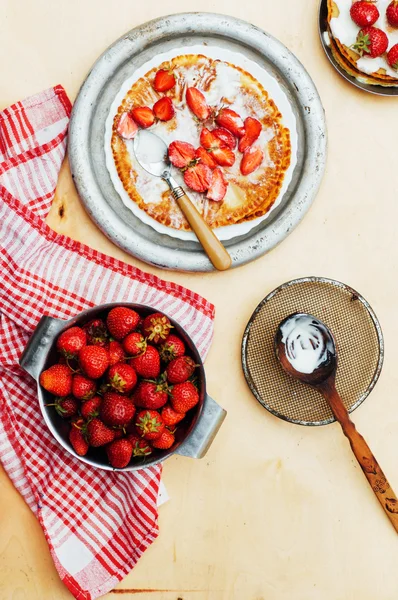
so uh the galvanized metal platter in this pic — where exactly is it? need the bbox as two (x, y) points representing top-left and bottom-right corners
(319, 0), (398, 97)
(69, 12), (327, 272)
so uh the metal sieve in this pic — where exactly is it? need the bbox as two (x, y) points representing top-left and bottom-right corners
(241, 277), (384, 426)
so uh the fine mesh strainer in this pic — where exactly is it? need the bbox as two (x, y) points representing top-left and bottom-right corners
(242, 277), (384, 426)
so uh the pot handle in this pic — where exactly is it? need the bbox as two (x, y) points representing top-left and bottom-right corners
(176, 394), (226, 459)
(19, 315), (68, 380)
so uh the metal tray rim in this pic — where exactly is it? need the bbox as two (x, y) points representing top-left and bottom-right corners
(69, 12), (328, 271)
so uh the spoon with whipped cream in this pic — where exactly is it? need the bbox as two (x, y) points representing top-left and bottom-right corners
(275, 312), (398, 533)
(134, 130), (231, 271)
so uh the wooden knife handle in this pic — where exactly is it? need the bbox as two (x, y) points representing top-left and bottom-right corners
(175, 190), (231, 271)
(322, 380), (398, 533)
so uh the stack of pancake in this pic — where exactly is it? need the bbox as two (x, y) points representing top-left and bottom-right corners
(327, 0), (398, 87)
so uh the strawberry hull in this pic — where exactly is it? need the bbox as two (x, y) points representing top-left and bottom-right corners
(20, 302), (226, 471)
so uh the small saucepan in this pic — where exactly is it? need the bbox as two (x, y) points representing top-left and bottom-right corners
(19, 303), (226, 471)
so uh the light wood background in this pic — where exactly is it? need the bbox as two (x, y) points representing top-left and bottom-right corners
(1, 0), (398, 598)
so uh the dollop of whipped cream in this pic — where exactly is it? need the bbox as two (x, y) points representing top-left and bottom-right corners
(280, 314), (335, 375)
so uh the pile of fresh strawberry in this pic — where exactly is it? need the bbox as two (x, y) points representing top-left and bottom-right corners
(116, 67), (264, 204)
(349, 1), (398, 69)
(39, 307), (200, 469)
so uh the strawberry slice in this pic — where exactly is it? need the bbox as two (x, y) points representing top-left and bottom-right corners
(238, 117), (262, 153)
(186, 88), (210, 120)
(200, 128), (235, 168)
(116, 112), (138, 139)
(215, 108), (245, 138)
(153, 69), (176, 92)
(195, 147), (217, 169)
(153, 97), (175, 121)
(206, 168), (228, 202)
(131, 106), (155, 129)
(240, 145), (264, 176)
(183, 163), (213, 192)
(213, 127), (236, 149)
(168, 140), (196, 168)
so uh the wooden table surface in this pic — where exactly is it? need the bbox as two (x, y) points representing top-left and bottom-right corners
(1, 1), (398, 598)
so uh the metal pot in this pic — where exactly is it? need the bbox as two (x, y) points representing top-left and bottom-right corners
(19, 303), (226, 471)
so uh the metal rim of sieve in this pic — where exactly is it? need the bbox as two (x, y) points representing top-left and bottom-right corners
(241, 276), (384, 426)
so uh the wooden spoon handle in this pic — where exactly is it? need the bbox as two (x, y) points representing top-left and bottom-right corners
(175, 191), (231, 271)
(322, 380), (398, 533)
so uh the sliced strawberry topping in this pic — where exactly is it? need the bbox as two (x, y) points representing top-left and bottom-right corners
(240, 145), (264, 176)
(153, 69), (176, 92)
(213, 127), (236, 149)
(195, 146), (217, 169)
(200, 128), (235, 168)
(215, 108), (245, 138)
(153, 97), (175, 121)
(186, 88), (210, 120)
(183, 163), (213, 193)
(238, 117), (262, 153)
(200, 127), (216, 150)
(206, 168), (228, 202)
(168, 140), (196, 168)
(116, 112), (138, 139)
(131, 106), (155, 129)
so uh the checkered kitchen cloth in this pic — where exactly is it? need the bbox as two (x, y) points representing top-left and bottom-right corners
(0, 86), (215, 599)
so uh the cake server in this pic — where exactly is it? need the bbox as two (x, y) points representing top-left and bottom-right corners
(133, 130), (231, 271)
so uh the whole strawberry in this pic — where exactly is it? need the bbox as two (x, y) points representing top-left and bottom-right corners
(135, 410), (165, 440)
(170, 381), (199, 413)
(47, 396), (78, 418)
(101, 392), (136, 427)
(127, 434), (152, 456)
(387, 1), (398, 27)
(134, 380), (169, 409)
(161, 405), (186, 426)
(387, 43), (398, 69)
(39, 364), (72, 397)
(350, 1), (379, 27)
(83, 319), (108, 347)
(72, 374), (97, 400)
(129, 345), (160, 379)
(87, 418), (115, 447)
(106, 307), (140, 340)
(143, 312), (173, 344)
(166, 356), (196, 384)
(79, 346), (109, 379)
(107, 439), (133, 468)
(159, 334), (185, 362)
(107, 363), (137, 393)
(69, 420), (89, 456)
(353, 26), (389, 58)
(80, 395), (102, 420)
(56, 326), (87, 358)
(152, 430), (175, 450)
(123, 332), (147, 356)
(107, 340), (126, 367)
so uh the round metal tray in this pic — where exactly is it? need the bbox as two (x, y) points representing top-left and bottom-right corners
(319, 0), (398, 97)
(69, 12), (327, 272)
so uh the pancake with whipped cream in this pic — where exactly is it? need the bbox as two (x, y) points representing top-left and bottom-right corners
(110, 54), (291, 231)
(328, 0), (398, 86)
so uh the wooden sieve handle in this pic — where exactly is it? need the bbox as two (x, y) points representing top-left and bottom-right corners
(321, 378), (398, 533)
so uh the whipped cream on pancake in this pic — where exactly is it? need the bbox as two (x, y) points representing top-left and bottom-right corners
(105, 44), (298, 242)
(330, 0), (398, 77)
(280, 314), (335, 375)
(127, 60), (275, 210)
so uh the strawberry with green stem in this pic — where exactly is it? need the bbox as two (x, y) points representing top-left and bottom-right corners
(135, 410), (165, 440)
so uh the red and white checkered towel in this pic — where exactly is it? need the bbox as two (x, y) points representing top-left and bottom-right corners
(0, 86), (215, 599)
